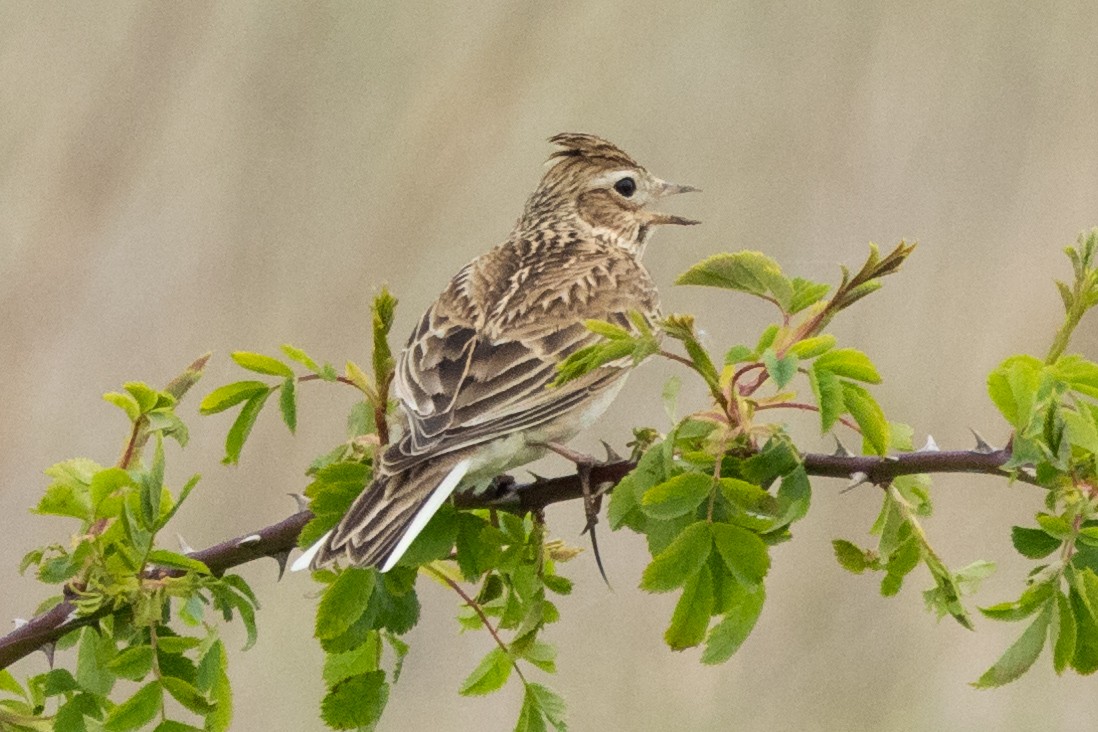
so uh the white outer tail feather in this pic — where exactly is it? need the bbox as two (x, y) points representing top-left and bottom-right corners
(290, 458), (473, 573)
(380, 457), (471, 572)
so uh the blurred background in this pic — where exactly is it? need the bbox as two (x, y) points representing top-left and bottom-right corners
(3, 3), (1098, 730)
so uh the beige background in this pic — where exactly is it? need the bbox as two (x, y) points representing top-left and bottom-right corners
(3, 3), (1098, 730)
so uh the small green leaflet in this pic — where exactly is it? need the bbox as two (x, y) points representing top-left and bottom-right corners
(315, 568), (376, 640)
(458, 648), (512, 696)
(640, 522), (712, 593)
(665, 564), (715, 649)
(971, 603), (1052, 688)
(230, 351), (295, 378)
(675, 251), (793, 312)
(515, 683), (568, 732)
(320, 671), (390, 730)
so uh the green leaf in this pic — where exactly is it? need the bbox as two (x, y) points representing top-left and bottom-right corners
(1054, 591), (1077, 675)
(770, 466), (811, 531)
(979, 581), (1055, 622)
(458, 648), (512, 696)
(89, 467), (132, 519)
(320, 671), (389, 730)
(788, 278), (831, 314)
(281, 343), (320, 373)
(815, 348), (882, 384)
(230, 351), (294, 378)
(723, 345), (754, 365)
(971, 603), (1052, 688)
(841, 381), (890, 455)
(788, 334), (835, 359)
(1036, 513), (1072, 540)
(1070, 588), (1098, 674)
(701, 583), (765, 664)
(1052, 354), (1098, 399)
(221, 389), (271, 465)
(104, 681), (162, 732)
(279, 377), (297, 433)
(146, 549), (210, 574)
(516, 683), (568, 732)
(832, 539), (869, 574)
(197, 640), (232, 732)
(316, 569), (376, 640)
(1063, 406), (1098, 453)
(124, 382), (160, 413)
(585, 319), (632, 339)
(710, 523), (770, 587)
(323, 635), (382, 688)
(760, 348), (797, 388)
(665, 564), (715, 650)
(198, 381), (269, 415)
(161, 676), (215, 715)
(104, 391), (142, 422)
(640, 473), (711, 520)
(77, 626), (116, 696)
(1011, 526), (1062, 559)
(808, 364), (844, 432)
(675, 251), (793, 310)
(640, 522), (712, 593)
(986, 355), (1043, 429)
(106, 645), (154, 681)
(0, 669), (24, 697)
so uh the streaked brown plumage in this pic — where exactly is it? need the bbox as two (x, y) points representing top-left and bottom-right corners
(293, 133), (697, 572)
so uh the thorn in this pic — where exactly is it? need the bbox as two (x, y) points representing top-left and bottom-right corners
(882, 455), (900, 462)
(832, 436), (854, 458)
(917, 435), (941, 453)
(841, 472), (871, 493)
(40, 641), (56, 668)
(527, 471), (547, 483)
(970, 428), (996, 454)
(600, 440), (623, 462)
(13, 618), (26, 628)
(272, 549), (291, 581)
(238, 534), (262, 548)
(177, 533), (195, 555)
(1019, 466), (1038, 479)
(289, 493), (309, 512)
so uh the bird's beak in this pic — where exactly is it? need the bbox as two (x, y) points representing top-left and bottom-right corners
(655, 179), (701, 197)
(648, 178), (701, 226)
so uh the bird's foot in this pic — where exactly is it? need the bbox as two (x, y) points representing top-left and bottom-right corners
(538, 442), (620, 587)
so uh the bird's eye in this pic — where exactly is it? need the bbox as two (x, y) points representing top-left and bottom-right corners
(613, 177), (636, 197)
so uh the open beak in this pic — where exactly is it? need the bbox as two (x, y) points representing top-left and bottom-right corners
(648, 178), (701, 226)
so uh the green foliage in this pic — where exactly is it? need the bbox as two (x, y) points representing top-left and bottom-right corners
(8, 362), (256, 731)
(11, 231), (1098, 730)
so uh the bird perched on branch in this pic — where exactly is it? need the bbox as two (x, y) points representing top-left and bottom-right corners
(293, 133), (698, 573)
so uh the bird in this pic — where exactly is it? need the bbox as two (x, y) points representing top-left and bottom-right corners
(292, 133), (698, 573)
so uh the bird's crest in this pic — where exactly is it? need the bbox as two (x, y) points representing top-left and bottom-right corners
(547, 133), (641, 169)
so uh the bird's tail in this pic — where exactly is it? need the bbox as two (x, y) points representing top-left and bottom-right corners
(291, 453), (472, 573)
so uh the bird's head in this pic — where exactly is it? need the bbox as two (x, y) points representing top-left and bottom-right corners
(522, 133), (699, 256)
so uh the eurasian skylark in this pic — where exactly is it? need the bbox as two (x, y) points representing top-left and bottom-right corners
(294, 133), (697, 572)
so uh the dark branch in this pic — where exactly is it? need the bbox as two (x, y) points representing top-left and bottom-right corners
(0, 444), (1017, 671)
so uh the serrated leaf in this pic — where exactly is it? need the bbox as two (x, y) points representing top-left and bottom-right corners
(701, 583), (765, 664)
(760, 348), (797, 388)
(320, 671), (389, 730)
(316, 568), (376, 640)
(161, 675), (215, 715)
(1011, 526), (1061, 559)
(832, 539), (869, 573)
(279, 377), (297, 433)
(146, 549), (210, 574)
(1070, 588), (1098, 674)
(971, 603), (1051, 688)
(199, 381), (269, 415)
(665, 564), (715, 650)
(788, 278), (831, 314)
(230, 351), (294, 378)
(281, 343), (320, 373)
(459, 648), (512, 696)
(640, 472), (711, 520)
(979, 581), (1055, 621)
(516, 683), (568, 732)
(221, 389), (271, 465)
(676, 251), (793, 310)
(723, 344), (754, 365)
(986, 355), (1043, 429)
(1054, 590), (1077, 675)
(640, 521), (712, 593)
(710, 523), (769, 587)
(788, 334), (836, 359)
(124, 382), (160, 413)
(809, 364), (844, 432)
(323, 636), (381, 687)
(814, 348), (882, 384)
(0, 669), (24, 697)
(106, 645), (154, 681)
(841, 381), (890, 455)
(104, 681), (162, 732)
(1052, 354), (1098, 399)
(104, 391), (142, 422)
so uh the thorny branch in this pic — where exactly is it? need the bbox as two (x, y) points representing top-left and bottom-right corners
(0, 441), (1019, 671)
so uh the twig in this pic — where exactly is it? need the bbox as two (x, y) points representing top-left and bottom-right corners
(0, 444), (1022, 670)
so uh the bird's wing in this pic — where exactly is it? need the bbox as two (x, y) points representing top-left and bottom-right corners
(388, 245), (658, 471)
